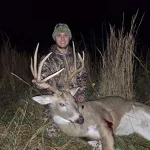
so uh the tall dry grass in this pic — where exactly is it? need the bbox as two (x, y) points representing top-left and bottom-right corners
(0, 40), (32, 120)
(135, 49), (150, 104)
(0, 40), (31, 90)
(99, 13), (142, 100)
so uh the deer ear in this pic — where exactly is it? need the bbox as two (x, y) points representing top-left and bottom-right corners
(32, 95), (56, 105)
(69, 87), (80, 96)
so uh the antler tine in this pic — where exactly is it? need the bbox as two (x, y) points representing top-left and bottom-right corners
(63, 41), (85, 86)
(37, 52), (52, 81)
(63, 41), (76, 88)
(42, 68), (64, 83)
(72, 41), (77, 73)
(78, 51), (85, 66)
(68, 51), (85, 82)
(31, 43), (64, 94)
(33, 43), (39, 78)
(30, 43), (39, 78)
(33, 44), (65, 83)
(63, 41), (77, 89)
(30, 57), (34, 76)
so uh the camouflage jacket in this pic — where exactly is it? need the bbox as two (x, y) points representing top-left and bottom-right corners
(41, 44), (87, 92)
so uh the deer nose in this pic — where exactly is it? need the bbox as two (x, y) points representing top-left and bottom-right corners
(76, 115), (84, 125)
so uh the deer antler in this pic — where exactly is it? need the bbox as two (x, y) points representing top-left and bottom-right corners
(31, 43), (64, 94)
(64, 41), (85, 89)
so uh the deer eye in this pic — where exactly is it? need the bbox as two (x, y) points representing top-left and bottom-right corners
(59, 103), (65, 106)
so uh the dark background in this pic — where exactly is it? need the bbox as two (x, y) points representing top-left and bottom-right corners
(0, 0), (150, 53)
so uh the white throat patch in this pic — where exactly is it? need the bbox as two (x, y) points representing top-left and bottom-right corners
(53, 115), (70, 125)
(87, 125), (101, 139)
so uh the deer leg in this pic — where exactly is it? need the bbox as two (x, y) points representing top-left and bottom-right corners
(98, 122), (116, 150)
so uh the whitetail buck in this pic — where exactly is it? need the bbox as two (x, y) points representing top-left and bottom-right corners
(31, 43), (150, 150)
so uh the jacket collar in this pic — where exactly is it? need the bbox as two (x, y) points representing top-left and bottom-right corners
(50, 44), (73, 56)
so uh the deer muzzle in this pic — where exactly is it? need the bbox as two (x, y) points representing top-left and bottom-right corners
(75, 115), (84, 125)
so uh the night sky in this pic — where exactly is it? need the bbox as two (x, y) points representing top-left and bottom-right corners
(0, 0), (150, 52)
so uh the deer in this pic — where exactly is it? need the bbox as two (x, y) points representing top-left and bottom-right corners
(31, 43), (150, 150)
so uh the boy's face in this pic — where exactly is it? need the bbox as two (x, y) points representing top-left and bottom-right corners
(55, 33), (70, 48)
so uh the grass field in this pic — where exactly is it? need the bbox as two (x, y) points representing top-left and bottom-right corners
(1, 15), (150, 149)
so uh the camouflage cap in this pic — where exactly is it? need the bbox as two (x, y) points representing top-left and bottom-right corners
(52, 23), (72, 40)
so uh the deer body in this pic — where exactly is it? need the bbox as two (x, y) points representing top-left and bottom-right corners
(51, 95), (150, 140)
(33, 93), (150, 150)
(31, 43), (150, 150)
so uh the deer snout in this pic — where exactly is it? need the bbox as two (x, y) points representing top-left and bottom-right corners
(76, 115), (84, 125)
